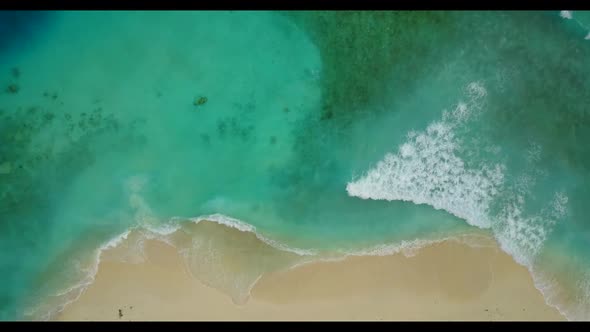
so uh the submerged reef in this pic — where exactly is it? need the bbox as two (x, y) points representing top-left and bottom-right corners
(284, 11), (460, 123)
(0, 64), (148, 316)
(0, 102), (141, 219)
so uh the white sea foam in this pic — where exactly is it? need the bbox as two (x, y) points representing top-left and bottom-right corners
(347, 83), (504, 229)
(190, 214), (256, 233)
(531, 266), (590, 321)
(560, 11), (573, 20)
(346, 81), (575, 318)
(188, 214), (317, 256)
(348, 82), (568, 263)
(144, 222), (181, 236)
(34, 206), (573, 320)
(100, 229), (132, 251)
(128, 176), (317, 255)
(25, 227), (135, 321)
(33, 132), (576, 320)
(343, 237), (449, 257)
(33, 207), (494, 320)
(494, 190), (568, 266)
(29, 210), (317, 320)
(558, 10), (590, 42)
(339, 232), (496, 258)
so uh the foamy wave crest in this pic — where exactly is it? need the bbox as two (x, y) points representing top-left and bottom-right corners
(190, 214), (256, 233)
(532, 266), (590, 321)
(340, 232), (496, 258)
(188, 214), (317, 256)
(347, 82), (504, 229)
(346, 81), (573, 318)
(494, 191), (568, 266)
(344, 237), (450, 258)
(24, 228), (136, 321)
(488, 140), (568, 266)
(347, 82), (568, 262)
(124, 175), (317, 256)
(100, 229), (132, 251)
(560, 11), (573, 20)
(558, 10), (590, 41)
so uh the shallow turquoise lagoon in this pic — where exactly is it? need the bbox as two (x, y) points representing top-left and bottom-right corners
(0, 11), (589, 320)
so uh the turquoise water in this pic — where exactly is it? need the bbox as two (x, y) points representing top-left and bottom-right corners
(1, 11), (590, 320)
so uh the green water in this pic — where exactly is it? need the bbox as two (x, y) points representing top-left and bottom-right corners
(0, 11), (589, 320)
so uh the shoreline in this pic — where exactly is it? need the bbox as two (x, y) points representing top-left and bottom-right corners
(53, 222), (565, 321)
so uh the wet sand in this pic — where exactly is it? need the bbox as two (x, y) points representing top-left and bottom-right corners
(56, 226), (564, 321)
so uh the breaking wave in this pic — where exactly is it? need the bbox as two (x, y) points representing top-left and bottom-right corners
(346, 81), (579, 319)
